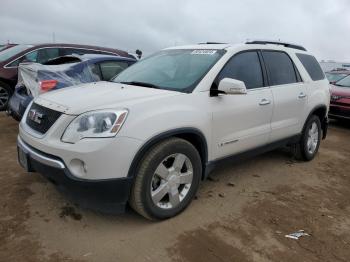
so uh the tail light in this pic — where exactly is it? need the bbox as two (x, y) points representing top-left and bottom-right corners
(40, 80), (58, 93)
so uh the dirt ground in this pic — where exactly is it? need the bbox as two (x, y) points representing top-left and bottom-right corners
(1, 112), (350, 262)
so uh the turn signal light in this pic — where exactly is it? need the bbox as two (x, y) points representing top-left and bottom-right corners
(40, 80), (58, 92)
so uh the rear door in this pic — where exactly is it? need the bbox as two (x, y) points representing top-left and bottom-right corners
(262, 50), (307, 141)
(211, 51), (273, 159)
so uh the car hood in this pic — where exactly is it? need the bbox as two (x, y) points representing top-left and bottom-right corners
(330, 84), (350, 105)
(34, 81), (183, 115)
(330, 84), (350, 96)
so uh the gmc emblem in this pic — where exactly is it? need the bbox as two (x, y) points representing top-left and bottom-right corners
(28, 109), (44, 124)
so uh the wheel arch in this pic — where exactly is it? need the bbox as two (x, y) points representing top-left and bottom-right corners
(127, 128), (208, 180)
(0, 78), (15, 89)
(305, 105), (328, 139)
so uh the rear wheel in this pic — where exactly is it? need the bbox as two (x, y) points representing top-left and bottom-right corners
(0, 82), (12, 111)
(292, 115), (321, 161)
(129, 138), (202, 220)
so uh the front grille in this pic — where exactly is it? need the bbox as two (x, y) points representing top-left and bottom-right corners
(26, 103), (62, 134)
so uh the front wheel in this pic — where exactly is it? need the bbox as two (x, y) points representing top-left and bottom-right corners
(129, 138), (202, 220)
(0, 82), (12, 111)
(292, 115), (322, 161)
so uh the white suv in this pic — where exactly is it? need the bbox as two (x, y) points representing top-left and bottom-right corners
(17, 41), (330, 220)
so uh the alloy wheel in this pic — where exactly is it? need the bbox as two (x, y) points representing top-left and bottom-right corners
(306, 122), (319, 155)
(151, 153), (193, 209)
(0, 86), (9, 108)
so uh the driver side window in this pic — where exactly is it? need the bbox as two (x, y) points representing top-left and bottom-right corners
(216, 51), (264, 89)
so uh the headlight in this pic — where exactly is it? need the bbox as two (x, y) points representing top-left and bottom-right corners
(62, 109), (128, 143)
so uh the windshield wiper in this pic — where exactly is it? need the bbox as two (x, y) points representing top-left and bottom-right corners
(120, 81), (161, 89)
(335, 84), (349, 87)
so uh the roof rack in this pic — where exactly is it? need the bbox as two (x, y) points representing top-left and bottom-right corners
(198, 42), (228, 45)
(245, 40), (307, 51)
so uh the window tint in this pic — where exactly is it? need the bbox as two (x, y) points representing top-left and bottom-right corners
(60, 48), (90, 56)
(61, 48), (107, 56)
(7, 48), (60, 66)
(7, 50), (38, 66)
(296, 53), (325, 81)
(99, 61), (129, 80)
(24, 51), (38, 62)
(217, 51), (264, 89)
(262, 51), (298, 86)
(37, 48), (59, 63)
(60, 48), (76, 56)
(7, 60), (20, 67)
(86, 64), (102, 81)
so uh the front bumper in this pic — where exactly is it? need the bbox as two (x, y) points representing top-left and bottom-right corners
(329, 104), (350, 120)
(17, 136), (133, 213)
(19, 117), (143, 180)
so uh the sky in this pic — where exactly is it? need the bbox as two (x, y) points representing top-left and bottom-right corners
(0, 0), (349, 61)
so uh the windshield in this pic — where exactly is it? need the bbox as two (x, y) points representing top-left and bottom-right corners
(0, 44), (33, 62)
(335, 75), (350, 88)
(113, 49), (224, 92)
(326, 72), (348, 83)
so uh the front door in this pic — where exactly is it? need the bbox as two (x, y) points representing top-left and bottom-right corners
(210, 51), (273, 160)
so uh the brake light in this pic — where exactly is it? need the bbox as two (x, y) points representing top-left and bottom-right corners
(40, 80), (58, 92)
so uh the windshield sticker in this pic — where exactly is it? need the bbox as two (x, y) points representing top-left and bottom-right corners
(191, 50), (217, 55)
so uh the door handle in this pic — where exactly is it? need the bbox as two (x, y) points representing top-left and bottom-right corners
(259, 99), (271, 106)
(298, 92), (307, 99)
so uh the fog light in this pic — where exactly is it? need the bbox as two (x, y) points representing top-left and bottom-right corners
(69, 159), (87, 178)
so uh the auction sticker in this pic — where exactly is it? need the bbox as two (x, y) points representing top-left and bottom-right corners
(191, 50), (217, 55)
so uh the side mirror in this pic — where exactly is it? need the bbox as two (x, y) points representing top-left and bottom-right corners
(218, 78), (247, 95)
(136, 49), (142, 59)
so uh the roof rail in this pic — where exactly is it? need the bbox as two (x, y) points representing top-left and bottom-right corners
(198, 42), (228, 45)
(245, 40), (307, 51)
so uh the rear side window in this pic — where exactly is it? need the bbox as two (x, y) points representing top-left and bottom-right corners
(296, 53), (325, 81)
(217, 51), (264, 89)
(99, 61), (129, 80)
(262, 51), (298, 86)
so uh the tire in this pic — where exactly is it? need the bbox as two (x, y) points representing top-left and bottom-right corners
(129, 138), (202, 220)
(291, 115), (322, 161)
(0, 82), (12, 111)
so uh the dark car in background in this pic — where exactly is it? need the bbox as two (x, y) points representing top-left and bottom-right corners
(0, 43), (135, 110)
(8, 54), (136, 120)
(325, 69), (350, 84)
(329, 75), (350, 120)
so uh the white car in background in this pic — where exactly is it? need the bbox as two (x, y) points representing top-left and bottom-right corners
(17, 41), (330, 220)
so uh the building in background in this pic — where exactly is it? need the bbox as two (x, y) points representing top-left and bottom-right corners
(320, 60), (350, 72)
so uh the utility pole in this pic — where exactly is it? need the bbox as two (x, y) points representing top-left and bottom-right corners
(52, 32), (56, 43)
